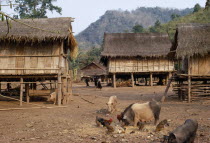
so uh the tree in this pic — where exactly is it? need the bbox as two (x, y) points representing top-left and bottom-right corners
(154, 20), (161, 28)
(14, 0), (62, 19)
(149, 26), (157, 33)
(205, 0), (210, 10)
(193, 3), (202, 13)
(132, 24), (144, 33)
(171, 14), (180, 20)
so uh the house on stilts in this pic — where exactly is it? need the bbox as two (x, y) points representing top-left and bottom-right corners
(100, 33), (175, 88)
(80, 62), (107, 81)
(173, 23), (210, 102)
(0, 17), (78, 106)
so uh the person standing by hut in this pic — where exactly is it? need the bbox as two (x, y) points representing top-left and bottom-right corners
(85, 78), (89, 87)
(97, 77), (102, 90)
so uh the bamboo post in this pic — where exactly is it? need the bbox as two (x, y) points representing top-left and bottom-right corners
(165, 73), (169, 85)
(113, 73), (116, 88)
(0, 82), (1, 94)
(57, 42), (64, 106)
(188, 76), (191, 103)
(131, 73), (134, 87)
(25, 83), (30, 104)
(150, 73), (153, 86)
(20, 78), (23, 106)
(188, 58), (191, 103)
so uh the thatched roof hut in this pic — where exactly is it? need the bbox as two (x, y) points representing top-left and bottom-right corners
(0, 17), (78, 105)
(101, 33), (172, 58)
(101, 33), (174, 88)
(80, 62), (107, 77)
(175, 23), (210, 58)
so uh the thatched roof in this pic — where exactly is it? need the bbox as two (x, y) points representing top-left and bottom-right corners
(0, 17), (72, 41)
(81, 62), (107, 76)
(175, 23), (210, 58)
(0, 17), (78, 59)
(101, 33), (172, 58)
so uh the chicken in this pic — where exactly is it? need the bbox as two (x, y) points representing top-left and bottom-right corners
(96, 116), (113, 127)
(155, 119), (169, 132)
(104, 122), (114, 133)
(137, 122), (145, 130)
(117, 114), (123, 122)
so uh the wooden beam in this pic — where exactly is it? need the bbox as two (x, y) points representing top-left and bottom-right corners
(150, 73), (153, 86)
(20, 78), (23, 106)
(113, 73), (116, 88)
(0, 68), (59, 70)
(131, 73), (134, 87)
(25, 83), (30, 104)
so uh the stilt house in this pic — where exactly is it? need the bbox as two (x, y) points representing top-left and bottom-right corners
(173, 23), (210, 102)
(101, 33), (175, 88)
(80, 62), (107, 81)
(0, 17), (78, 106)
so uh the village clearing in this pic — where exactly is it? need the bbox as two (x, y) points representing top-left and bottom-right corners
(0, 83), (210, 143)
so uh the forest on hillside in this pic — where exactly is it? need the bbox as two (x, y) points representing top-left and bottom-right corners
(76, 7), (193, 50)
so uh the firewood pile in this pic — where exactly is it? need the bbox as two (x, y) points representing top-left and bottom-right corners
(116, 81), (132, 87)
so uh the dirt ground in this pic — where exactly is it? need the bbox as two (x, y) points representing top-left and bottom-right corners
(0, 82), (210, 143)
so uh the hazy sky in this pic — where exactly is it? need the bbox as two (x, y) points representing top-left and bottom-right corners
(2, 0), (206, 34)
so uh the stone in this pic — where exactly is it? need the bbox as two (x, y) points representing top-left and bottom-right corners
(26, 124), (33, 128)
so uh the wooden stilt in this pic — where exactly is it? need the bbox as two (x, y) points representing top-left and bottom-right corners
(0, 82), (1, 94)
(188, 75), (191, 103)
(20, 78), (23, 106)
(188, 58), (191, 103)
(145, 78), (148, 86)
(150, 73), (153, 86)
(165, 73), (169, 85)
(113, 73), (116, 88)
(57, 73), (62, 106)
(25, 83), (30, 104)
(131, 73), (134, 87)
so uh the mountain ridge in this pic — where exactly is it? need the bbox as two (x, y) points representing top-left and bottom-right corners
(76, 7), (193, 50)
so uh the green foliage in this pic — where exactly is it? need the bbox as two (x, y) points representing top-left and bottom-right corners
(14, 0), (62, 19)
(76, 7), (193, 50)
(205, 0), (210, 10)
(156, 9), (210, 40)
(132, 24), (144, 33)
(193, 3), (202, 13)
(171, 14), (181, 20)
(69, 47), (102, 70)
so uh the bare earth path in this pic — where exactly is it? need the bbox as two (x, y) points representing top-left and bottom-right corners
(0, 82), (209, 143)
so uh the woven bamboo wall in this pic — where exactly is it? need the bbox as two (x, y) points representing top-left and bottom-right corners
(108, 58), (174, 73)
(0, 43), (61, 75)
(190, 54), (210, 75)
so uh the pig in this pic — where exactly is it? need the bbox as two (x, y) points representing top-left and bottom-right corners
(106, 96), (117, 113)
(122, 101), (161, 127)
(48, 92), (57, 104)
(165, 119), (198, 143)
